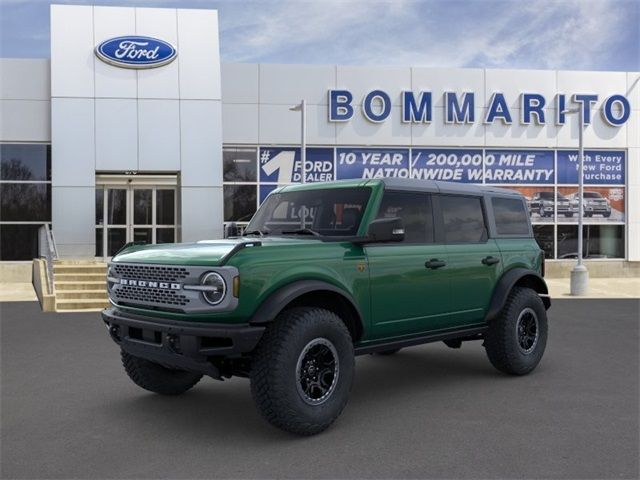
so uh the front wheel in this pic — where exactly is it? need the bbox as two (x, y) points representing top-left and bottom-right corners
(484, 287), (548, 375)
(250, 307), (354, 435)
(121, 350), (202, 395)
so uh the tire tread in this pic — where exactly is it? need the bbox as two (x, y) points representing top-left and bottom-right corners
(484, 287), (548, 375)
(121, 350), (202, 395)
(250, 307), (353, 435)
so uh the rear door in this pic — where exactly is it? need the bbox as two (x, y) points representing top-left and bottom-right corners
(366, 190), (452, 340)
(437, 194), (503, 327)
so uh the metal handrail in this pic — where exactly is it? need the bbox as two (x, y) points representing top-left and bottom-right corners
(48, 227), (59, 259)
(223, 222), (249, 238)
(38, 224), (58, 293)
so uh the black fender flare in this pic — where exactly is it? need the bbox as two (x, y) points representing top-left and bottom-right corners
(485, 268), (551, 322)
(248, 280), (364, 338)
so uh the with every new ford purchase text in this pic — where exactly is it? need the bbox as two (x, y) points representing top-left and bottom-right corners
(102, 179), (551, 435)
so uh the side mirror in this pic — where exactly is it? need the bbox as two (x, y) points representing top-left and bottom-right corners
(365, 217), (405, 243)
(225, 222), (239, 238)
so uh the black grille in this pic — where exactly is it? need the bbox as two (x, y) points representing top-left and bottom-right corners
(115, 285), (190, 307)
(113, 264), (190, 282)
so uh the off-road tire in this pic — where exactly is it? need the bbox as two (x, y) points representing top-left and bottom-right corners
(121, 350), (202, 395)
(250, 307), (354, 435)
(375, 348), (402, 355)
(484, 287), (548, 375)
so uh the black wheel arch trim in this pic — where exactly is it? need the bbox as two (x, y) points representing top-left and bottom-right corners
(485, 268), (550, 322)
(248, 280), (364, 338)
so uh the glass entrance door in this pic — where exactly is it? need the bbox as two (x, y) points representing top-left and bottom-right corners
(96, 183), (176, 258)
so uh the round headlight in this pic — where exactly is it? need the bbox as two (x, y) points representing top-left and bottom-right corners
(201, 272), (226, 305)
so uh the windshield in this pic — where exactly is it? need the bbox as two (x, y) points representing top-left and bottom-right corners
(584, 192), (602, 198)
(245, 187), (372, 237)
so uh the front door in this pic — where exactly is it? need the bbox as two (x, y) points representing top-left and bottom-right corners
(95, 177), (177, 259)
(366, 191), (452, 340)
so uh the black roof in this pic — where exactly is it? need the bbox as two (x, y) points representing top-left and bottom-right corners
(378, 178), (522, 197)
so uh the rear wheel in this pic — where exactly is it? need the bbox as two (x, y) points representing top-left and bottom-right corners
(484, 287), (548, 375)
(121, 350), (202, 395)
(250, 307), (354, 435)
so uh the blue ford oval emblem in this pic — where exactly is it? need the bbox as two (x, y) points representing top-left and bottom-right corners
(95, 36), (177, 69)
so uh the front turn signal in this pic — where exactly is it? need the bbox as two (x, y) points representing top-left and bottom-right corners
(232, 276), (240, 297)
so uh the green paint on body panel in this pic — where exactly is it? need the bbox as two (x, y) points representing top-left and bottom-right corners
(109, 179), (544, 344)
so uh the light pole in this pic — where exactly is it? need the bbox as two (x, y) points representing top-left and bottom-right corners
(289, 100), (306, 184)
(568, 104), (589, 295)
(290, 100), (307, 228)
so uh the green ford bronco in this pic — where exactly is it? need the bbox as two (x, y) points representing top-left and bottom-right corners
(103, 178), (550, 435)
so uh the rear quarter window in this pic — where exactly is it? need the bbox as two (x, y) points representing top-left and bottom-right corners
(492, 197), (530, 236)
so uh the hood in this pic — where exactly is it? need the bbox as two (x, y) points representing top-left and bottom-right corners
(112, 236), (323, 266)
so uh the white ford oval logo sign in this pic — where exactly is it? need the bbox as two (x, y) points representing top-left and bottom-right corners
(95, 36), (177, 69)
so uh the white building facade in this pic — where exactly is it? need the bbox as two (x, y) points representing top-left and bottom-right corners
(1, 4), (638, 267)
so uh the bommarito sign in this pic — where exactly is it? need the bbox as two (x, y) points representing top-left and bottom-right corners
(328, 90), (631, 127)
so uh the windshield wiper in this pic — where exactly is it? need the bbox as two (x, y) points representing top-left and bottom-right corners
(243, 229), (268, 237)
(281, 228), (321, 237)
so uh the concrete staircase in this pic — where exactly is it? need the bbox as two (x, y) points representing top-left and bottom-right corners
(53, 261), (109, 312)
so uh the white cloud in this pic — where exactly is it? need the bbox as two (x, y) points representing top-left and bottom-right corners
(218, 0), (636, 71)
(0, 0), (637, 70)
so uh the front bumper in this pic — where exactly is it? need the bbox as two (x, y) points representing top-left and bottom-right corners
(102, 308), (265, 378)
(585, 205), (611, 213)
(557, 205), (577, 213)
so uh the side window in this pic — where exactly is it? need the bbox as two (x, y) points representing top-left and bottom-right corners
(441, 195), (486, 243)
(492, 197), (530, 235)
(376, 191), (433, 243)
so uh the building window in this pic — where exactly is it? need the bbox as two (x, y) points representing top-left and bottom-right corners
(533, 225), (554, 259)
(224, 147), (257, 182)
(225, 145), (627, 259)
(1, 144), (51, 181)
(223, 185), (257, 222)
(0, 183), (51, 221)
(557, 225), (624, 259)
(0, 144), (51, 260)
(222, 146), (258, 227)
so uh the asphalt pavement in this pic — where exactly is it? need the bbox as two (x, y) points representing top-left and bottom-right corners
(1, 300), (638, 479)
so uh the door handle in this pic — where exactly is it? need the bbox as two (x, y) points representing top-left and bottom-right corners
(482, 256), (500, 266)
(425, 259), (446, 269)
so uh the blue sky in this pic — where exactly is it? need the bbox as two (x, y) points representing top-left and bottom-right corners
(1, 0), (638, 71)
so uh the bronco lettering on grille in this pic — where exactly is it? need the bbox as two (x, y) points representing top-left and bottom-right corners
(119, 279), (181, 290)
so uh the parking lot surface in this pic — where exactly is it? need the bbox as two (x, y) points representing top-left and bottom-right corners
(1, 300), (638, 479)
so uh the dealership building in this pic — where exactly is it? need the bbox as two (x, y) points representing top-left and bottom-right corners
(1, 4), (639, 271)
